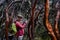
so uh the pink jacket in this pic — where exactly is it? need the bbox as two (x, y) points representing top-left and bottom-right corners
(15, 21), (26, 36)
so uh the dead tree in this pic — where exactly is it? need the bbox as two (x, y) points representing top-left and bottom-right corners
(44, 0), (57, 40)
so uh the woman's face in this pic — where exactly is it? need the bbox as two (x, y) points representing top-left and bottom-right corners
(18, 17), (22, 21)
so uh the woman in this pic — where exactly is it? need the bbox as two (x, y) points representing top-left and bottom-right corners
(15, 14), (27, 40)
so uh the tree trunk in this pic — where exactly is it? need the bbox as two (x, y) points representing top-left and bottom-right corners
(54, 10), (60, 40)
(5, 8), (9, 40)
(31, 0), (37, 40)
(28, 20), (32, 40)
(45, 0), (57, 40)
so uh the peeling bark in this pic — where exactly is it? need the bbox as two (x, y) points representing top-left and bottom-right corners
(45, 0), (57, 40)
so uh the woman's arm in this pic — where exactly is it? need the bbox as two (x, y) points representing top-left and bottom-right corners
(16, 21), (26, 29)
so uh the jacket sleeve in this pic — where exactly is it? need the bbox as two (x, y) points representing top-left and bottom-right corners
(16, 21), (26, 29)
